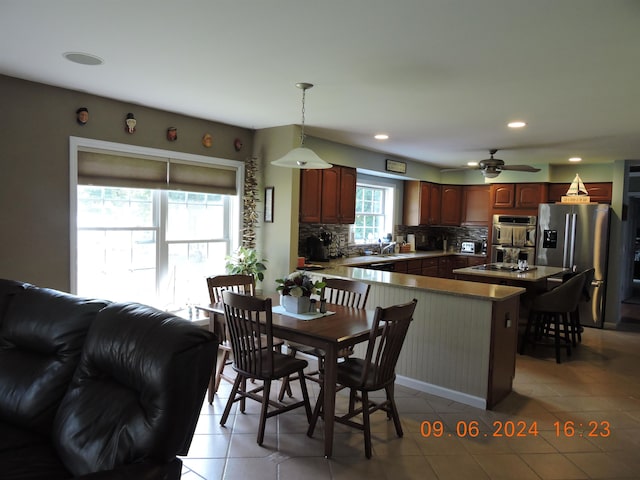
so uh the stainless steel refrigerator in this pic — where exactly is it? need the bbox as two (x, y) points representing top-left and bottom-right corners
(536, 203), (610, 327)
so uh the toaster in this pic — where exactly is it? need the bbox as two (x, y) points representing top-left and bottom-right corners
(460, 241), (480, 253)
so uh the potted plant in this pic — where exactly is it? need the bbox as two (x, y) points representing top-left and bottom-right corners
(275, 271), (326, 314)
(224, 246), (267, 282)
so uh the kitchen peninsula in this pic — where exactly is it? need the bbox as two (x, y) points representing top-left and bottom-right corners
(308, 254), (525, 410)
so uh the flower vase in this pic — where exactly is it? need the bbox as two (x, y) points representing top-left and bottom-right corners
(281, 295), (311, 314)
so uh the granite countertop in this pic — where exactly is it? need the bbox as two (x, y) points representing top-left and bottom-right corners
(452, 264), (568, 282)
(322, 250), (487, 268)
(316, 265), (524, 302)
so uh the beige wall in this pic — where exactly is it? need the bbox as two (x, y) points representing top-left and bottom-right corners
(0, 75), (252, 291)
(0, 74), (627, 325)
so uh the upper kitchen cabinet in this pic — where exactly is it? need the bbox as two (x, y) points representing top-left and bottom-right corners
(299, 168), (323, 223)
(491, 183), (547, 211)
(440, 185), (462, 226)
(300, 165), (356, 224)
(403, 181), (440, 226)
(547, 182), (612, 204)
(461, 185), (490, 226)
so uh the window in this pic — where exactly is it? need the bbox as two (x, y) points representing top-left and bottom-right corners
(353, 183), (394, 243)
(70, 138), (242, 312)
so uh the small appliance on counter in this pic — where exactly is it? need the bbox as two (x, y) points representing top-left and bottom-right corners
(306, 235), (329, 261)
(460, 241), (482, 254)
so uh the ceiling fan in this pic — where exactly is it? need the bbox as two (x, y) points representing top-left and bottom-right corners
(442, 149), (541, 178)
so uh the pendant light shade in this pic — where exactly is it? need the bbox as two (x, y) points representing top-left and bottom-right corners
(272, 83), (332, 169)
(271, 146), (331, 169)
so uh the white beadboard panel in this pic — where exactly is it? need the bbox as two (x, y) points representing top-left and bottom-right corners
(366, 283), (492, 399)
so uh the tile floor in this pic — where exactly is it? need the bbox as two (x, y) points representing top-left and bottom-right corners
(181, 325), (640, 479)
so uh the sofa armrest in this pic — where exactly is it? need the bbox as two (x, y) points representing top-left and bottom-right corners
(53, 302), (218, 477)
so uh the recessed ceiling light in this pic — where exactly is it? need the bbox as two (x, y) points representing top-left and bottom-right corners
(467, 161), (478, 166)
(374, 134), (389, 140)
(63, 52), (104, 66)
(569, 157), (582, 162)
(507, 121), (527, 128)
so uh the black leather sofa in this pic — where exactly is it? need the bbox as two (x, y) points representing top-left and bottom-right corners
(0, 279), (218, 480)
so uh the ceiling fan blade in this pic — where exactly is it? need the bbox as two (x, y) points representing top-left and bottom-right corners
(500, 165), (541, 172)
(440, 166), (478, 173)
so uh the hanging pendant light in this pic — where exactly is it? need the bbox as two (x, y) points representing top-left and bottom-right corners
(271, 83), (332, 169)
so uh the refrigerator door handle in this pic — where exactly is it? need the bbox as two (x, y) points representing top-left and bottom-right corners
(568, 213), (577, 269)
(563, 213), (571, 268)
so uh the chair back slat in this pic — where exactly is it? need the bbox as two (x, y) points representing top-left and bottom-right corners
(222, 291), (273, 378)
(361, 299), (417, 388)
(206, 274), (255, 304)
(321, 277), (370, 309)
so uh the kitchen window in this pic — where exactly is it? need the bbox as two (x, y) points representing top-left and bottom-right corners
(70, 138), (242, 312)
(353, 183), (394, 243)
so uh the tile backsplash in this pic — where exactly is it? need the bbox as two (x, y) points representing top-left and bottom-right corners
(298, 223), (488, 258)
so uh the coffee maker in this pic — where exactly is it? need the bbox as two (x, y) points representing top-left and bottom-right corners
(307, 230), (333, 262)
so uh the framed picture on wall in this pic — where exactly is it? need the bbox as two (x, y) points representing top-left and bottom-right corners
(264, 187), (274, 222)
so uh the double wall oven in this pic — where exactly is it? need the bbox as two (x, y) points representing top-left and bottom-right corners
(491, 214), (537, 264)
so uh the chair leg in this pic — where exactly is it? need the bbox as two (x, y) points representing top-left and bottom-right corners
(211, 349), (230, 403)
(297, 368), (313, 422)
(385, 384), (403, 437)
(553, 313), (562, 363)
(278, 375), (293, 402)
(562, 313), (572, 357)
(361, 390), (372, 459)
(257, 380), (271, 446)
(307, 386), (324, 437)
(220, 374), (243, 427)
(240, 377), (247, 413)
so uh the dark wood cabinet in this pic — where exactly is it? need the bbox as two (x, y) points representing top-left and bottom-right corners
(403, 181), (440, 226)
(299, 168), (323, 223)
(515, 183), (547, 208)
(421, 257), (439, 277)
(491, 183), (546, 210)
(440, 185), (462, 226)
(491, 184), (515, 208)
(300, 165), (356, 224)
(462, 185), (490, 225)
(547, 182), (612, 204)
(438, 256), (471, 278)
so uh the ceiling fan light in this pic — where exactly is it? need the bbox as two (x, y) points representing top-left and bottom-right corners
(271, 147), (332, 169)
(482, 169), (500, 178)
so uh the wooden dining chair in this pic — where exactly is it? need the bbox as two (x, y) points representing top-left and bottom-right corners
(307, 298), (418, 458)
(203, 274), (255, 403)
(220, 291), (312, 445)
(277, 278), (371, 401)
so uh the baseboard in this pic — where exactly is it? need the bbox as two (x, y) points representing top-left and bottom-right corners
(395, 375), (487, 410)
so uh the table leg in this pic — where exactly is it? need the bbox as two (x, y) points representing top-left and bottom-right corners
(322, 344), (338, 458)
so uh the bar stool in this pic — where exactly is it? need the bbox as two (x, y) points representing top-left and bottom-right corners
(519, 272), (586, 363)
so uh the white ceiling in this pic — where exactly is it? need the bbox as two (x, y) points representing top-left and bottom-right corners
(2, 0), (639, 170)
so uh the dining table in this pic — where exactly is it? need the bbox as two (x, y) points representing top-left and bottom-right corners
(196, 294), (377, 458)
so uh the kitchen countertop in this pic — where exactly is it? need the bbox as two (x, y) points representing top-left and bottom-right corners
(314, 265), (524, 302)
(453, 264), (567, 283)
(320, 250), (487, 268)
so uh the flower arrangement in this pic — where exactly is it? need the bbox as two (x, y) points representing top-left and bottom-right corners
(275, 271), (325, 298)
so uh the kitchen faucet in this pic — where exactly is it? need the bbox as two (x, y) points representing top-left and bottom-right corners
(380, 242), (397, 254)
